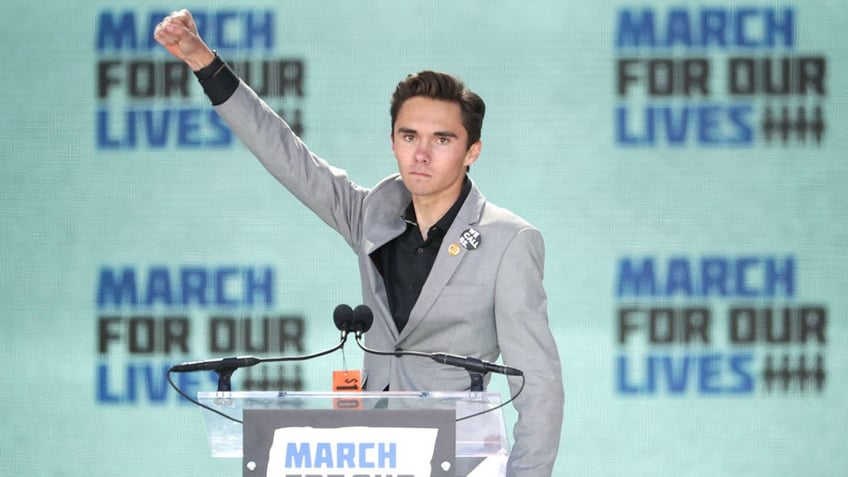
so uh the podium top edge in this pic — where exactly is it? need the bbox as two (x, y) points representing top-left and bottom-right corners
(197, 390), (501, 399)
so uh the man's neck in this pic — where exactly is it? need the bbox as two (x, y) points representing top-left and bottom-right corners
(411, 195), (454, 240)
(409, 179), (469, 240)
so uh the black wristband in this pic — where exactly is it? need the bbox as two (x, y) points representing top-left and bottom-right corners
(193, 52), (239, 105)
(193, 52), (225, 80)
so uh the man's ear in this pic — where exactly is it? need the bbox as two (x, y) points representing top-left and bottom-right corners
(464, 140), (482, 167)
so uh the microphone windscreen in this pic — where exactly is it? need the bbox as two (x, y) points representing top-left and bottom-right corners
(352, 304), (374, 332)
(333, 304), (354, 331)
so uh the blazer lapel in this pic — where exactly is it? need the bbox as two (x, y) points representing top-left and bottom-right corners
(399, 183), (486, 341)
(361, 177), (410, 339)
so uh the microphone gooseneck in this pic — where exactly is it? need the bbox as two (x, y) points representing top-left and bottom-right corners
(166, 303), (525, 425)
(170, 304), (354, 393)
(350, 304), (526, 421)
(350, 305), (523, 377)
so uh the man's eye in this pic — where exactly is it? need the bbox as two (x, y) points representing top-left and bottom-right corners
(436, 137), (450, 145)
(403, 134), (415, 142)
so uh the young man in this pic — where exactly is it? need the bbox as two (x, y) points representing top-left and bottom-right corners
(155, 10), (564, 476)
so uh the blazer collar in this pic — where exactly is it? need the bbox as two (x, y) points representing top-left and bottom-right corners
(363, 175), (409, 256)
(363, 175), (485, 254)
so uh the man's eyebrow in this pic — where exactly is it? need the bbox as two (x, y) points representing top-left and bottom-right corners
(433, 131), (459, 138)
(395, 127), (459, 138)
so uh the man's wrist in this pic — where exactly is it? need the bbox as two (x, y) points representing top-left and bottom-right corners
(185, 49), (217, 72)
(193, 51), (225, 80)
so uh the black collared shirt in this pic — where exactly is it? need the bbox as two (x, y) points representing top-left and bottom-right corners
(371, 178), (472, 332)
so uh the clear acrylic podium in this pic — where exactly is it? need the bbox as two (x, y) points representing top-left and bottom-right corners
(197, 391), (510, 476)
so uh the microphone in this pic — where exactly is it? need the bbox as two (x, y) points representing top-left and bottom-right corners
(170, 356), (260, 373)
(333, 304), (354, 335)
(430, 353), (523, 377)
(352, 304), (374, 335)
(332, 304), (373, 336)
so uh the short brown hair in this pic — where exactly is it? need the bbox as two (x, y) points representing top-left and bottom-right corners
(390, 70), (485, 150)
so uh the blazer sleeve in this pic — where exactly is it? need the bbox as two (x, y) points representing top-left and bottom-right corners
(212, 80), (367, 249)
(494, 226), (564, 477)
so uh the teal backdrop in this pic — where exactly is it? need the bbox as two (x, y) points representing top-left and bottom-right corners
(1, 1), (846, 475)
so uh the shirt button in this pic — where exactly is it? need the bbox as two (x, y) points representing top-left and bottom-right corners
(417, 248), (424, 254)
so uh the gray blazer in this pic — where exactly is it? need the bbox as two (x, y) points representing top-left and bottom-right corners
(215, 81), (564, 476)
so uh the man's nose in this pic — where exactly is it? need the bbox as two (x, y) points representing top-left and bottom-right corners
(414, 142), (431, 162)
